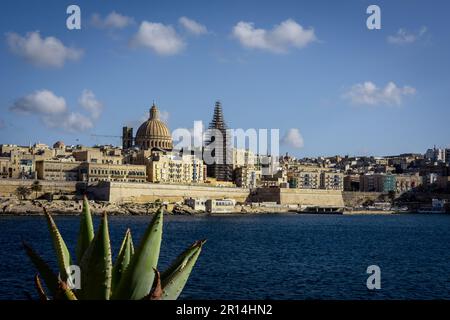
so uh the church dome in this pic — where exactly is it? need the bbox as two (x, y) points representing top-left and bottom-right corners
(53, 141), (65, 149)
(135, 103), (173, 150)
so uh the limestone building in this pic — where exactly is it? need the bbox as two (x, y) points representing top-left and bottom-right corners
(81, 163), (147, 183)
(35, 159), (82, 181)
(145, 152), (206, 184)
(73, 146), (123, 165)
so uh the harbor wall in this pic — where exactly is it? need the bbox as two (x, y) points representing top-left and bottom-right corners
(252, 188), (345, 207)
(92, 182), (251, 203)
(0, 179), (79, 198)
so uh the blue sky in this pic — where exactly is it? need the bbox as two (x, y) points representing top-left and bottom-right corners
(0, 0), (449, 157)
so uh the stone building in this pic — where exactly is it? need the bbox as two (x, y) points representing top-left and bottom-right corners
(0, 157), (12, 179)
(395, 173), (422, 193)
(35, 160), (82, 181)
(81, 163), (147, 183)
(234, 166), (261, 188)
(0, 143), (61, 179)
(205, 199), (236, 213)
(145, 152), (206, 184)
(291, 171), (320, 189)
(360, 174), (396, 192)
(344, 174), (360, 191)
(73, 146), (123, 165)
(320, 172), (344, 190)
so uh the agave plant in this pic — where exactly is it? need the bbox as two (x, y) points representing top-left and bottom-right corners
(23, 196), (205, 300)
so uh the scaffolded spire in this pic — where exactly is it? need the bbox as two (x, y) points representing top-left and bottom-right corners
(205, 100), (233, 182)
(209, 101), (227, 130)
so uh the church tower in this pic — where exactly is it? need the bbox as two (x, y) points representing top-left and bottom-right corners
(204, 101), (233, 181)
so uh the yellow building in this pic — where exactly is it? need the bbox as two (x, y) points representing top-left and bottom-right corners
(0, 143), (63, 179)
(0, 157), (12, 179)
(287, 164), (344, 191)
(232, 148), (257, 168)
(73, 146), (123, 165)
(234, 166), (261, 188)
(320, 172), (344, 190)
(147, 152), (205, 184)
(82, 163), (146, 183)
(290, 171), (321, 189)
(35, 160), (82, 181)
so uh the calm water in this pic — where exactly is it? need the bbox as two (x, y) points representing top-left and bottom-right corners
(0, 214), (450, 300)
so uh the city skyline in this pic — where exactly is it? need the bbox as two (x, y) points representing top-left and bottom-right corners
(1, 0), (450, 157)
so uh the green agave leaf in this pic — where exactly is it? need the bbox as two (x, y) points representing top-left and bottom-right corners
(76, 195), (94, 264)
(111, 228), (133, 295)
(43, 207), (71, 281)
(56, 278), (78, 300)
(161, 239), (205, 300)
(79, 212), (112, 300)
(23, 241), (59, 298)
(112, 208), (163, 300)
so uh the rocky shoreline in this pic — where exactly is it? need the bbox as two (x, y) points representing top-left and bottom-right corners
(0, 199), (299, 216)
(1, 199), (408, 216)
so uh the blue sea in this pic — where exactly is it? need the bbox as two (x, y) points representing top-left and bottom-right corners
(0, 213), (449, 300)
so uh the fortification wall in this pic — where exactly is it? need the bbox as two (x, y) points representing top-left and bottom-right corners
(0, 179), (79, 198)
(95, 182), (251, 203)
(280, 189), (345, 207)
(251, 188), (345, 207)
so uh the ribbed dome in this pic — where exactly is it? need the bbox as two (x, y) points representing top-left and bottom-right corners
(135, 104), (173, 150)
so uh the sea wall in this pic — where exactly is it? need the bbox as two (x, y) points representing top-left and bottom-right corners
(0, 179), (80, 198)
(251, 188), (345, 207)
(92, 182), (251, 204)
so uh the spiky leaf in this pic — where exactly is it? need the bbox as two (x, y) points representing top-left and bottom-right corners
(111, 228), (133, 294)
(112, 208), (163, 300)
(79, 213), (112, 300)
(55, 278), (77, 300)
(161, 240), (205, 300)
(76, 195), (94, 264)
(43, 208), (71, 280)
(34, 274), (49, 301)
(23, 241), (58, 297)
(142, 268), (162, 300)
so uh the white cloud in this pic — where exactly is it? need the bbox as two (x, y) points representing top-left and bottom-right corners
(79, 89), (103, 119)
(179, 17), (208, 35)
(232, 19), (316, 53)
(343, 81), (416, 106)
(42, 112), (94, 133)
(130, 21), (185, 55)
(91, 11), (134, 29)
(387, 26), (427, 45)
(10, 90), (67, 115)
(282, 128), (304, 149)
(6, 31), (83, 68)
(59, 113), (94, 132)
(10, 89), (99, 133)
